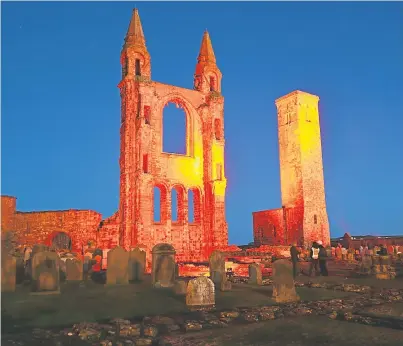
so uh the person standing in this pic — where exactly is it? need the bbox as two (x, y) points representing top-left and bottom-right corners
(309, 242), (320, 277)
(290, 243), (300, 278)
(318, 241), (328, 276)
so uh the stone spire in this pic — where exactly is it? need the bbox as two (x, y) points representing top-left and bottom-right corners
(197, 30), (216, 64)
(124, 8), (146, 48)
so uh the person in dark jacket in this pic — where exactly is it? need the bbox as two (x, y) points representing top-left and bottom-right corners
(318, 241), (328, 276)
(377, 244), (388, 256)
(309, 242), (320, 276)
(290, 243), (300, 278)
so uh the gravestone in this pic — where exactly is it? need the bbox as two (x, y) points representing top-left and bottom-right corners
(31, 251), (60, 294)
(1, 254), (16, 292)
(375, 255), (396, 280)
(272, 259), (300, 303)
(248, 263), (262, 285)
(152, 243), (176, 288)
(209, 250), (226, 287)
(360, 255), (372, 275)
(65, 258), (83, 281)
(128, 247), (146, 282)
(106, 246), (129, 285)
(186, 276), (215, 310)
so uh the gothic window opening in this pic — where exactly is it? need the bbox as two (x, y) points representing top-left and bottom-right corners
(153, 187), (161, 222)
(209, 76), (216, 92)
(144, 106), (151, 125)
(162, 102), (186, 155)
(135, 59), (141, 76)
(314, 214), (318, 224)
(214, 118), (221, 140)
(143, 154), (149, 173)
(52, 232), (72, 251)
(123, 57), (128, 77)
(216, 163), (222, 180)
(188, 189), (194, 223)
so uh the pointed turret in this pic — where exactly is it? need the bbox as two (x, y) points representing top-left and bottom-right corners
(197, 30), (216, 64)
(194, 30), (222, 94)
(120, 9), (151, 81)
(124, 8), (146, 48)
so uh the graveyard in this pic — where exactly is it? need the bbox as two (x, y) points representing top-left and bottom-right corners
(2, 4), (403, 346)
(2, 243), (403, 345)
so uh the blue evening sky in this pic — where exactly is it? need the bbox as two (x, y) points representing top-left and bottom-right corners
(2, 2), (403, 244)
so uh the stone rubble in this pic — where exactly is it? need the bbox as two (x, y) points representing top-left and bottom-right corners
(4, 279), (403, 345)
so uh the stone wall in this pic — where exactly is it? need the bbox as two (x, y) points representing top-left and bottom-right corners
(252, 91), (330, 247)
(1, 196), (102, 253)
(117, 11), (228, 262)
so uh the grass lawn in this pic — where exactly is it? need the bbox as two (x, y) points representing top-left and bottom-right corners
(296, 272), (403, 290)
(2, 275), (356, 331)
(161, 315), (403, 346)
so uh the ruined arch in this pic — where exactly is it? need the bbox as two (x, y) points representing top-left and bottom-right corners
(157, 94), (198, 157)
(153, 182), (169, 223)
(162, 102), (187, 155)
(49, 231), (72, 251)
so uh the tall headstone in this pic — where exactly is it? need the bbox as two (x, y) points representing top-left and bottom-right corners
(106, 246), (129, 285)
(186, 277), (215, 310)
(128, 247), (146, 282)
(65, 258), (83, 281)
(152, 243), (176, 288)
(209, 250), (225, 287)
(272, 259), (300, 303)
(31, 251), (60, 294)
(1, 254), (16, 292)
(248, 263), (262, 285)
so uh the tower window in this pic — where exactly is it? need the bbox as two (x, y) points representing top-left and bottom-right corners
(216, 163), (222, 180)
(135, 59), (141, 76)
(144, 106), (151, 125)
(314, 215), (317, 224)
(123, 57), (128, 77)
(209, 76), (216, 92)
(143, 154), (149, 173)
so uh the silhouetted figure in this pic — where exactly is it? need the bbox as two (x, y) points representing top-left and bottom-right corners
(309, 242), (320, 276)
(290, 243), (300, 278)
(377, 244), (387, 256)
(318, 242), (328, 276)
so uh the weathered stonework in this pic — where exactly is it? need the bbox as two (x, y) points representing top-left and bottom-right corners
(1, 9), (228, 264)
(253, 91), (330, 247)
(117, 10), (228, 262)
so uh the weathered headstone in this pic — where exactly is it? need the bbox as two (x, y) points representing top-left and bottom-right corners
(128, 247), (146, 282)
(186, 276), (215, 310)
(209, 250), (225, 287)
(272, 259), (300, 303)
(31, 251), (60, 294)
(374, 255), (396, 280)
(152, 243), (176, 288)
(65, 258), (83, 281)
(106, 246), (129, 285)
(359, 255), (372, 275)
(248, 263), (262, 285)
(1, 254), (17, 292)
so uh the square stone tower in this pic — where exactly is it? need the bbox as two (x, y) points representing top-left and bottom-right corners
(276, 90), (330, 246)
